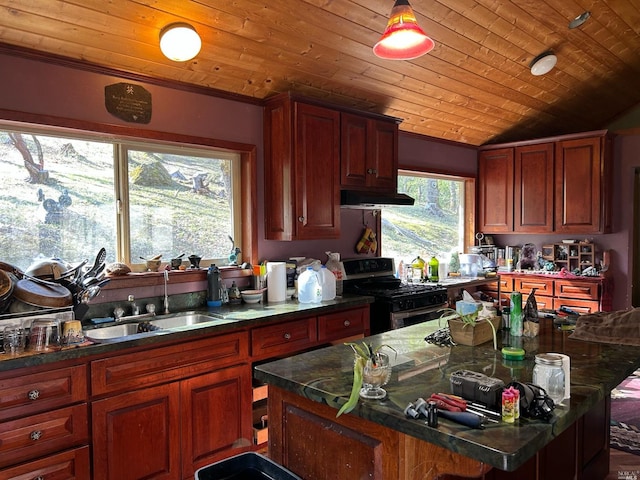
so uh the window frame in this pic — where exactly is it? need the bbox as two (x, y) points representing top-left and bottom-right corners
(0, 116), (258, 268)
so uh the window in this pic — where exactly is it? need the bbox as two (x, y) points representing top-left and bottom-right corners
(381, 171), (471, 276)
(0, 125), (242, 271)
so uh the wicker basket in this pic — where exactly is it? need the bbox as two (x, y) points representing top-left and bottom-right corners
(448, 316), (501, 346)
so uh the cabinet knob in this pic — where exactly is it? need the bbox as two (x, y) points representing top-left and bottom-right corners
(283, 333), (291, 340)
(298, 216), (304, 223)
(33, 477), (44, 480)
(30, 430), (42, 441)
(343, 320), (351, 327)
(28, 390), (40, 401)
(367, 168), (374, 174)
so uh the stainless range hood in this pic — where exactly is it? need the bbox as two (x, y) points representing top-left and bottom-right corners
(340, 190), (415, 209)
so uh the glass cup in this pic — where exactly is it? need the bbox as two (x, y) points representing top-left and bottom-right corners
(3, 324), (26, 356)
(359, 352), (392, 400)
(28, 318), (61, 352)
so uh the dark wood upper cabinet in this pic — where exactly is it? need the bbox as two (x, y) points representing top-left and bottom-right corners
(264, 94), (341, 240)
(341, 112), (398, 192)
(478, 147), (514, 233)
(478, 131), (612, 235)
(514, 143), (554, 233)
(555, 136), (611, 234)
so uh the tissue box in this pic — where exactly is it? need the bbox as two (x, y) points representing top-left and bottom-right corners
(456, 300), (480, 316)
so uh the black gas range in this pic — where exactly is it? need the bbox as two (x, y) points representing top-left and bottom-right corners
(342, 258), (449, 334)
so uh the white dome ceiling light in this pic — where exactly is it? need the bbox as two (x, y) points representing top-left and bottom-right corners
(530, 51), (557, 76)
(159, 23), (202, 62)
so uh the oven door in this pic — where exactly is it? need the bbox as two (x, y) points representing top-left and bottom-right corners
(389, 303), (447, 330)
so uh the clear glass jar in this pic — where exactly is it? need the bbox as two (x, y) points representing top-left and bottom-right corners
(532, 353), (565, 405)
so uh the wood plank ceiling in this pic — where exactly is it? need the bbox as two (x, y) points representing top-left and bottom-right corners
(0, 0), (639, 146)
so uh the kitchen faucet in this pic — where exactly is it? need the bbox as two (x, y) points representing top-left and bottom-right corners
(163, 269), (170, 314)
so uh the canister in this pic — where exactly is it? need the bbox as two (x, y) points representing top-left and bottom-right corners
(532, 354), (565, 405)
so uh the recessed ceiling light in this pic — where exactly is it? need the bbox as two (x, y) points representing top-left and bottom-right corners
(569, 11), (591, 29)
(530, 51), (557, 76)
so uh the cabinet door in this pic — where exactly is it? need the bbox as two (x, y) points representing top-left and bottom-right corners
(92, 383), (181, 480)
(367, 119), (398, 191)
(181, 364), (253, 478)
(340, 114), (398, 191)
(478, 148), (514, 233)
(294, 102), (341, 239)
(554, 136), (603, 233)
(514, 143), (553, 232)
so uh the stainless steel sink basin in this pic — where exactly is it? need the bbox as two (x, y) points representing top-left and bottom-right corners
(149, 313), (216, 329)
(84, 323), (140, 342)
(84, 312), (223, 343)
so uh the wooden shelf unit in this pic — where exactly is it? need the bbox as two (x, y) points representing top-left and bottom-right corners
(542, 242), (595, 273)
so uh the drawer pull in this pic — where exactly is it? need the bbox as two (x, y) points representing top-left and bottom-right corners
(28, 390), (40, 401)
(283, 333), (291, 340)
(30, 430), (42, 441)
(343, 320), (351, 327)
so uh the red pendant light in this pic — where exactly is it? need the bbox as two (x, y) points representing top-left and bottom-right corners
(373, 0), (435, 60)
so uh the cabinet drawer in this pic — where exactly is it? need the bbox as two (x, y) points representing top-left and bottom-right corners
(553, 298), (600, 314)
(91, 332), (248, 396)
(554, 280), (599, 300)
(251, 317), (317, 359)
(318, 307), (368, 342)
(0, 365), (87, 421)
(513, 277), (554, 296)
(532, 295), (554, 311)
(482, 277), (513, 293)
(0, 445), (90, 479)
(0, 404), (89, 468)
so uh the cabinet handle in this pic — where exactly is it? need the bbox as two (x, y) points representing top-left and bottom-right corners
(28, 390), (40, 401)
(343, 320), (351, 327)
(30, 430), (42, 441)
(283, 333), (291, 340)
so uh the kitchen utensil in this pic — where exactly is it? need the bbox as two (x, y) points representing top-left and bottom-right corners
(171, 255), (185, 269)
(28, 318), (61, 352)
(12, 278), (73, 308)
(3, 323), (26, 355)
(25, 258), (69, 280)
(83, 247), (107, 280)
(0, 270), (15, 313)
(188, 255), (201, 269)
(241, 289), (265, 304)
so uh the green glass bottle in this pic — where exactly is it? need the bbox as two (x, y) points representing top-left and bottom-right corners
(428, 256), (439, 282)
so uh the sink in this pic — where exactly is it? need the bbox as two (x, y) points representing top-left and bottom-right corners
(84, 323), (140, 342)
(149, 313), (217, 329)
(84, 312), (224, 343)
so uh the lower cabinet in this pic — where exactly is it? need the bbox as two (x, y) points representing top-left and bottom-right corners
(92, 364), (252, 480)
(0, 445), (90, 479)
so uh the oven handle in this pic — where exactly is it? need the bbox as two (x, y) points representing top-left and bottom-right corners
(389, 303), (447, 323)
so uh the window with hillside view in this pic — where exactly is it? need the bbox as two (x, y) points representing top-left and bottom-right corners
(382, 172), (465, 277)
(0, 127), (241, 271)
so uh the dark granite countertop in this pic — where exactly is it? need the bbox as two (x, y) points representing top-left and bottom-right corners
(254, 320), (640, 472)
(0, 295), (373, 373)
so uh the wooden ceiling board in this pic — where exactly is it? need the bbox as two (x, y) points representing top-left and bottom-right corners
(0, 0), (639, 146)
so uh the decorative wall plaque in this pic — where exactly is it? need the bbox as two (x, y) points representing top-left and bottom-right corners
(105, 83), (152, 124)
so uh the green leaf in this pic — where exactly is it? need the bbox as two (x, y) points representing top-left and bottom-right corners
(336, 356), (365, 417)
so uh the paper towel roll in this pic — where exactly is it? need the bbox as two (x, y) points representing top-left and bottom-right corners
(267, 262), (287, 303)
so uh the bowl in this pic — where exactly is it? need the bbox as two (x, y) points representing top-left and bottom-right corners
(146, 259), (162, 272)
(241, 290), (264, 304)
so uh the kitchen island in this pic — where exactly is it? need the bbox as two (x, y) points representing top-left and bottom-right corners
(254, 319), (640, 479)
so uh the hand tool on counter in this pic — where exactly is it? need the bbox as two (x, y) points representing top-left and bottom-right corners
(410, 397), (486, 429)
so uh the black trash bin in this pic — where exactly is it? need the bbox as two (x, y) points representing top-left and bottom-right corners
(195, 452), (302, 480)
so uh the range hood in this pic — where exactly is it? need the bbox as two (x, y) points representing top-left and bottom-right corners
(340, 190), (415, 209)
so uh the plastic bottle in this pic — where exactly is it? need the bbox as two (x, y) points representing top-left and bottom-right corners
(428, 256), (439, 282)
(320, 265), (336, 301)
(510, 291), (523, 337)
(297, 267), (322, 303)
(207, 264), (222, 307)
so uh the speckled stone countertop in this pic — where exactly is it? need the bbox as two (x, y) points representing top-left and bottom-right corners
(254, 320), (640, 472)
(0, 295), (373, 373)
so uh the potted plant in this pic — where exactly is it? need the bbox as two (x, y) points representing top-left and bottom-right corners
(336, 342), (396, 417)
(439, 308), (499, 349)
